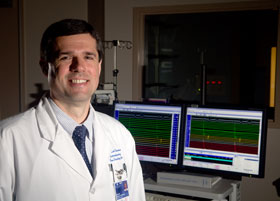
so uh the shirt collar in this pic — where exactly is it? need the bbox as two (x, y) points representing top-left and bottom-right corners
(48, 97), (94, 141)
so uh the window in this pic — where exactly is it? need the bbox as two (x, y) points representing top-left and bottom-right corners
(133, 2), (280, 127)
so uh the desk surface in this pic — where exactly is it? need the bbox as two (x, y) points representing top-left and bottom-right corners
(144, 177), (234, 200)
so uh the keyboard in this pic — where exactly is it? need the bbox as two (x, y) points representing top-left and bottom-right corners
(146, 192), (196, 201)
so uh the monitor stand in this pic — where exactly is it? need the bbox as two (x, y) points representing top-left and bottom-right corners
(157, 171), (222, 189)
(144, 176), (241, 201)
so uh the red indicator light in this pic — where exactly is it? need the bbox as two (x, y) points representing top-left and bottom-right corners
(218, 81), (222, 85)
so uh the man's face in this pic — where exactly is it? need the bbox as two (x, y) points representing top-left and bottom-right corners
(48, 33), (101, 106)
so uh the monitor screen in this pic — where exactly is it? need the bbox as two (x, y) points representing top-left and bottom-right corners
(182, 106), (267, 178)
(114, 102), (182, 165)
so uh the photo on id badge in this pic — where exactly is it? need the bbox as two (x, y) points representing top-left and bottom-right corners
(110, 149), (129, 201)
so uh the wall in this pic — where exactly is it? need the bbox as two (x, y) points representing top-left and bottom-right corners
(0, 0), (20, 119)
(241, 128), (280, 201)
(88, 0), (105, 83)
(22, 0), (88, 109)
(105, 0), (280, 200)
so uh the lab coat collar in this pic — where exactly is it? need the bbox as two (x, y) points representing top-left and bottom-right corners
(35, 96), (93, 183)
(36, 95), (58, 142)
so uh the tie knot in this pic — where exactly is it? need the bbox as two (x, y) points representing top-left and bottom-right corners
(73, 125), (88, 141)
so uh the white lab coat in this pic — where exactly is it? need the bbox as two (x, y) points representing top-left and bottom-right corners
(0, 96), (146, 201)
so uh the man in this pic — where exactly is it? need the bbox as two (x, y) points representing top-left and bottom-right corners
(0, 19), (146, 201)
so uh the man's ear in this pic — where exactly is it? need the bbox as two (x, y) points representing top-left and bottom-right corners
(39, 59), (48, 76)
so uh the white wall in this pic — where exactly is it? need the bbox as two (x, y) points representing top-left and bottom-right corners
(104, 0), (134, 101)
(23, 0), (88, 109)
(105, 0), (280, 200)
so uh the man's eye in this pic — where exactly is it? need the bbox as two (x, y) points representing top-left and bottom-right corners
(85, 55), (94, 60)
(59, 56), (71, 61)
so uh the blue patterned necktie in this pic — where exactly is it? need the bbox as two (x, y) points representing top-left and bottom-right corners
(72, 125), (93, 176)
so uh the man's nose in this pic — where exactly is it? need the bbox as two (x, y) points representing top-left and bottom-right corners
(70, 57), (85, 72)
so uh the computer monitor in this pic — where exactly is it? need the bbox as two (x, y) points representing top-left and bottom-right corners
(114, 102), (182, 165)
(182, 106), (267, 178)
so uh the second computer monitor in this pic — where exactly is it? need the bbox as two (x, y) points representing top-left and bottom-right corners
(182, 106), (267, 178)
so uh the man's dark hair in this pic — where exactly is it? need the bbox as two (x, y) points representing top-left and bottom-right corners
(40, 19), (103, 75)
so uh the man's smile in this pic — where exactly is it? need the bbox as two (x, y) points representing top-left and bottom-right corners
(70, 79), (88, 84)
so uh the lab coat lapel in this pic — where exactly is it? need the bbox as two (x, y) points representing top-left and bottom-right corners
(36, 96), (92, 183)
(92, 112), (112, 184)
(50, 127), (92, 183)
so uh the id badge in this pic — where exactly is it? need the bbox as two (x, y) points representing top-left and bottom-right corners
(110, 149), (129, 201)
(114, 180), (129, 200)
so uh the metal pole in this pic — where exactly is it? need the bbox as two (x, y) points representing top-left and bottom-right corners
(200, 49), (207, 106)
(112, 40), (119, 101)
